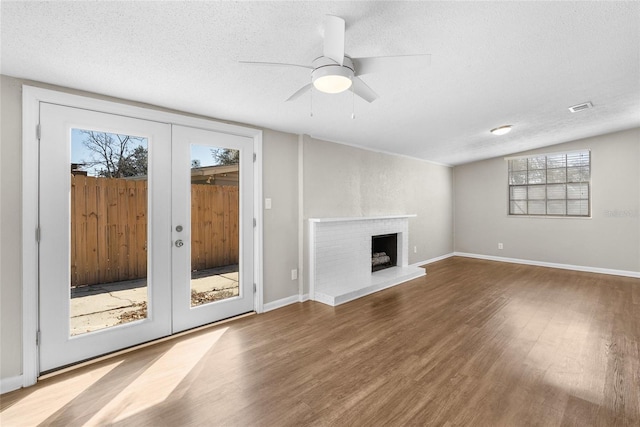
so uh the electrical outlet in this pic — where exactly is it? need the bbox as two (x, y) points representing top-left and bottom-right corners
(265, 198), (272, 209)
(414, 246), (417, 253)
(291, 269), (298, 280)
(498, 243), (503, 250)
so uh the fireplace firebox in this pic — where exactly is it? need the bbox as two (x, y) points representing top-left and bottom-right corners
(371, 233), (398, 272)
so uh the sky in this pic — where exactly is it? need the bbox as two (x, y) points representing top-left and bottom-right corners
(71, 129), (218, 176)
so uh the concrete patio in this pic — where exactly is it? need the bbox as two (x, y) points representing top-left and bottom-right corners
(70, 265), (239, 335)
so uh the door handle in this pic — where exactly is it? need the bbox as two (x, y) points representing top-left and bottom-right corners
(175, 239), (184, 248)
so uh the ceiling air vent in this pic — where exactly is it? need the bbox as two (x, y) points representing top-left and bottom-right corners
(568, 102), (593, 113)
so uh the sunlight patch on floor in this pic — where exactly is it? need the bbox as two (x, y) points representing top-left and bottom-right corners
(85, 327), (227, 424)
(0, 361), (122, 426)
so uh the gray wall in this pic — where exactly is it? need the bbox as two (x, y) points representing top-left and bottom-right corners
(0, 75), (299, 381)
(302, 135), (454, 294)
(454, 128), (640, 273)
(262, 129), (299, 302)
(1, 75), (23, 381)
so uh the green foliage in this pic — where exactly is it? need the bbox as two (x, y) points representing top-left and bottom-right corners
(210, 148), (240, 165)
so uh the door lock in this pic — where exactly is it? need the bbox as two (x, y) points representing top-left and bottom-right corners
(175, 239), (184, 248)
(175, 225), (183, 232)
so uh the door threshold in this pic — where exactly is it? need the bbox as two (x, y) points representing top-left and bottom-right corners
(38, 311), (256, 381)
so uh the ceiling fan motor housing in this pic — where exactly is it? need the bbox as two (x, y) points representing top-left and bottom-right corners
(312, 56), (355, 93)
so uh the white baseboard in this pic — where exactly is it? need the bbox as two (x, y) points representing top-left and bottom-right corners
(454, 252), (640, 279)
(263, 294), (301, 312)
(411, 252), (455, 268)
(260, 293), (315, 312)
(1, 375), (23, 394)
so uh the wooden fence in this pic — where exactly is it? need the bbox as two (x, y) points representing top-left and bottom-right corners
(190, 182), (239, 272)
(71, 175), (239, 287)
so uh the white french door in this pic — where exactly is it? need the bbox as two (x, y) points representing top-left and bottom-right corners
(38, 103), (254, 372)
(171, 125), (254, 332)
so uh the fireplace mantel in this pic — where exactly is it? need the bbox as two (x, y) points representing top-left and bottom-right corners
(308, 214), (417, 223)
(308, 215), (425, 306)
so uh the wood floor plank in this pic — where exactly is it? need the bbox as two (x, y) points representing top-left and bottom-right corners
(1, 257), (639, 426)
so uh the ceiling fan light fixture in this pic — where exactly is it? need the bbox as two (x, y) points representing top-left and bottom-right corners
(490, 125), (513, 136)
(312, 65), (354, 94)
(313, 75), (352, 93)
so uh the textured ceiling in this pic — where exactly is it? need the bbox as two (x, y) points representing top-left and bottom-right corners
(2, 1), (639, 165)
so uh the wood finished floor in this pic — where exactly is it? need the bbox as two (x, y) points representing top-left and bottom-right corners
(2, 257), (639, 426)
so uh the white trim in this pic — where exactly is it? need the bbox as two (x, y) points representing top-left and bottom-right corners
(22, 86), (40, 387)
(410, 252), (455, 268)
(309, 214), (416, 223)
(454, 252), (640, 279)
(297, 134), (304, 301)
(23, 86), (261, 138)
(254, 132), (264, 314)
(263, 295), (301, 312)
(262, 292), (310, 313)
(21, 85), (264, 385)
(1, 375), (23, 394)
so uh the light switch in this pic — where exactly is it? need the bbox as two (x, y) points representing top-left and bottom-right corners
(265, 198), (272, 209)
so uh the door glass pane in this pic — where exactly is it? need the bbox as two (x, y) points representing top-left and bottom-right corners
(190, 145), (240, 307)
(70, 129), (148, 335)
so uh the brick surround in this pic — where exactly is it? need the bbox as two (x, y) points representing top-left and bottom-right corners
(308, 215), (425, 306)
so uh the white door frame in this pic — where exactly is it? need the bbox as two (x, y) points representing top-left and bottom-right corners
(22, 85), (264, 387)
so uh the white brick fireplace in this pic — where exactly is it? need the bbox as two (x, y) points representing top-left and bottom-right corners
(308, 215), (425, 306)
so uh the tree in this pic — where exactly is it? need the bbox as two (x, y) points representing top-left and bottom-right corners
(210, 148), (239, 165)
(81, 131), (148, 178)
(191, 159), (201, 169)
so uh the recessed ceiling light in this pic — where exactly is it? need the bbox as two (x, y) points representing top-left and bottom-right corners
(490, 125), (512, 136)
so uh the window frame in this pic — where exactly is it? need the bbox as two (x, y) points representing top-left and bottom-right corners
(506, 149), (591, 218)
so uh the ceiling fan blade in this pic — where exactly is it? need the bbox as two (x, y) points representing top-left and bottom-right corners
(239, 61), (313, 70)
(352, 54), (432, 75)
(286, 83), (313, 102)
(351, 77), (378, 103)
(323, 15), (345, 65)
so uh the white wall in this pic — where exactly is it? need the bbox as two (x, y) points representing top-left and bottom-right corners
(454, 128), (640, 273)
(302, 135), (454, 294)
(0, 75), (299, 381)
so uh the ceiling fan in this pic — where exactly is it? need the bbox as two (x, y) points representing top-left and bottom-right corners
(240, 15), (431, 103)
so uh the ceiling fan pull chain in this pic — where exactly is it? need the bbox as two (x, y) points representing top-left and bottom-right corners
(310, 79), (314, 118)
(351, 82), (356, 119)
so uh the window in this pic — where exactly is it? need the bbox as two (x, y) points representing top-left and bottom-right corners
(508, 150), (590, 217)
